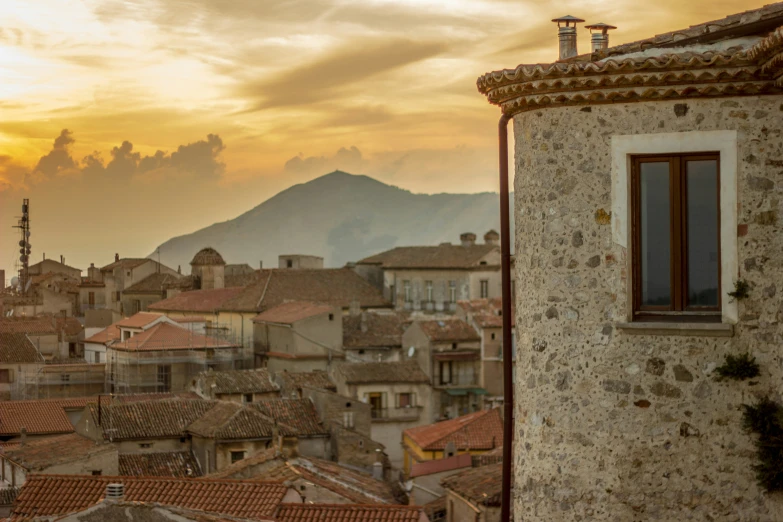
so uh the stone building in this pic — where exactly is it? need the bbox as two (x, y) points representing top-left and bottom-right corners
(332, 360), (432, 469)
(88, 256), (180, 317)
(342, 311), (410, 362)
(190, 368), (280, 402)
(189, 247), (226, 291)
(355, 232), (501, 313)
(441, 462), (502, 522)
(402, 319), (483, 419)
(476, 4), (783, 520)
(27, 257), (82, 280)
(278, 254), (324, 269)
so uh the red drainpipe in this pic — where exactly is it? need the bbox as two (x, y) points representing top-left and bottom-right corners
(498, 113), (514, 522)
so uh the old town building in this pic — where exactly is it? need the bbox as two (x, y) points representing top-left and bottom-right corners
(476, 3), (783, 519)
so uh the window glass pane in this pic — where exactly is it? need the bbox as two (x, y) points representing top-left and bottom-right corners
(640, 162), (671, 306)
(686, 160), (719, 307)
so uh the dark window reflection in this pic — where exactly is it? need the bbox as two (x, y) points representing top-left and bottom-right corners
(687, 160), (719, 307)
(640, 162), (671, 306)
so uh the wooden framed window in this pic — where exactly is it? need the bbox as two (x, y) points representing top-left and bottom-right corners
(397, 392), (415, 408)
(631, 153), (721, 321)
(480, 280), (489, 298)
(230, 451), (245, 464)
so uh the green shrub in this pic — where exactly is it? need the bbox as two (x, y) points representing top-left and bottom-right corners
(741, 397), (783, 492)
(715, 353), (760, 381)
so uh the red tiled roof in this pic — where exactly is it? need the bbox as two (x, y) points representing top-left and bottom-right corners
(109, 322), (239, 352)
(275, 503), (424, 522)
(187, 401), (282, 440)
(0, 332), (45, 363)
(119, 451), (202, 478)
(252, 301), (336, 325)
(293, 457), (399, 504)
(441, 462), (502, 507)
(457, 298), (514, 329)
(123, 272), (182, 294)
(275, 370), (336, 394)
(0, 317), (57, 335)
(252, 399), (328, 437)
(337, 361), (429, 385)
(114, 312), (166, 329)
(416, 319), (480, 343)
(148, 287), (245, 313)
(197, 369), (279, 395)
(0, 397), (92, 436)
(13, 475), (290, 519)
(87, 398), (215, 440)
(358, 243), (498, 269)
(218, 269), (389, 313)
(84, 325), (120, 344)
(404, 408), (503, 452)
(2, 433), (114, 471)
(100, 258), (150, 272)
(342, 312), (410, 349)
(410, 453), (472, 478)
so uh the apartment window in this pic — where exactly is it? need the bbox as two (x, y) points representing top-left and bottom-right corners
(61, 374), (70, 382)
(231, 451), (245, 464)
(425, 280), (433, 302)
(439, 361), (452, 385)
(632, 153), (720, 319)
(88, 292), (95, 306)
(491, 333), (496, 340)
(449, 281), (457, 303)
(328, 313), (334, 321)
(243, 393), (253, 403)
(367, 392), (385, 419)
(403, 281), (412, 303)
(397, 392), (415, 408)
(343, 411), (355, 429)
(139, 443), (152, 449)
(115, 291), (121, 301)
(94, 352), (101, 363)
(480, 280), (489, 298)
(92, 470), (102, 476)
(0, 370), (10, 383)
(157, 364), (171, 392)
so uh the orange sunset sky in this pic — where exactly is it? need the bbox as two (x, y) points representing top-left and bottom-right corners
(0, 0), (762, 279)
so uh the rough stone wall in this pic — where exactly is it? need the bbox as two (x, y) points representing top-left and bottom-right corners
(513, 96), (783, 521)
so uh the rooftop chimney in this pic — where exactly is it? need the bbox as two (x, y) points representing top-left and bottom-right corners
(552, 15), (584, 61)
(586, 23), (617, 53)
(484, 230), (500, 246)
(372, 449), (384, 480)
(20, 426), (27, 445)
(177, 265), (181, 274)
(106, 483), (124, 501)
(460, 233), (477, 247)
(115, 253), (120, 262)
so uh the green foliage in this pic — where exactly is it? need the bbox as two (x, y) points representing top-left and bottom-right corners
(728, 279), (751, 301)
(715, 353), (760, 381)
(741, 397), (783, 492)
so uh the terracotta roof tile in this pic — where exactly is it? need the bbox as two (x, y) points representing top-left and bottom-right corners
(205, 448), (293, 480)
(0, 487), (19, 506)
(0, 317), (57, 335)
(119, 451), (202, 478)
(109, 322), (239, 352)
(123, 273), (182, 294)
(0, 333), (44, 363)
(457, 298), (513, 329)
(275, 503), (424, 522)
(13, 475), (290, 519)
(441, 461), (502, 507)
(410, 453), (472, 478)
(148, 287), (245, 313)
(84, 325), (120, 344)
(342, 312), (410, 349)
(358, 244), (498, 269)
(416, 319), (480, 343)
(218, 269), (389, 313)
(48, 501), (270, 522)
(252, 302), (336, 325)
(404, 408), (503, 452)
(275, 370), (336, 394)
(252, 399), (328, 437)
(422, 495), (446, 521)
(187, 402), (280, 440)
(0, 397), (92, 436)
(87, 398), (215, 440)
(197, 369), (279, 395)
(2, 433), (114, 471)
(28, 259), (82, 272)
(115, 312), (166, 329)
(337, 361), (429, 385)
(293, 457), (399, 504)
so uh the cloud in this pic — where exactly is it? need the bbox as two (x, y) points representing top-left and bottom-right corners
(240, 39), (447, 110)
(33, 129), (77, 177)
(0, 156), (29, 192)
(284, 146), (366, 177)
(169, 133), (226, 177)
(106, 141), (141, 177)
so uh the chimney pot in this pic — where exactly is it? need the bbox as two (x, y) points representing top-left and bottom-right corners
(459, 233), (477, 247)
(115, 253), (119, 262)
(259, 260), (263, 269)
(20, 426), (27, 445)
(552, 15), (585, 60)
(586, 23), (617, 53)
(106, 483), (124, 500)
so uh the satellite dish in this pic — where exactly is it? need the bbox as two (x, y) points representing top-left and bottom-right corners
(25, 231), (30, 237)
(10, 277), (19, 287)
(407, 346), (415, 358)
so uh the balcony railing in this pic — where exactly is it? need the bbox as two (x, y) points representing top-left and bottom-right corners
(370, 406), (422, 422)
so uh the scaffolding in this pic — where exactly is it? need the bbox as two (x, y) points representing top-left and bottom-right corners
(12, 361), (107, 400)
(106, 323), (249, 395)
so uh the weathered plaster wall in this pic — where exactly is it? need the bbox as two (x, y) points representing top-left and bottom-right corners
(513, 96), (783, 520)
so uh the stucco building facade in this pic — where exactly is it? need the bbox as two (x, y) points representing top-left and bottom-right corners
(477, 5), (783, 520)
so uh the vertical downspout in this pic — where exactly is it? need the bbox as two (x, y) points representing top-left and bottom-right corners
(498, 113), (513, 522)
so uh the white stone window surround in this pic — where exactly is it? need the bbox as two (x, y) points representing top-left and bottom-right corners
(611, 130), (738, 329)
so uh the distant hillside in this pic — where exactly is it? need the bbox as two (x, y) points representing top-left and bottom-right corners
(151, 171), (513, 270)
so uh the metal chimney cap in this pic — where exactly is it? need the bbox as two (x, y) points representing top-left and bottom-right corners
(552, 15), (585, 26)
(585, 23), (617, 33)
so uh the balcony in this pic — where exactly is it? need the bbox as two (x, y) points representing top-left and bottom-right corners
(370, 406), (422, 422)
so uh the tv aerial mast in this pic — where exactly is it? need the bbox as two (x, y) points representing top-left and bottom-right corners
(12, 199), (31, 295)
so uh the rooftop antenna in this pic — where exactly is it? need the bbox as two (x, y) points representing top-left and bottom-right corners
(12, 199), (31, 296)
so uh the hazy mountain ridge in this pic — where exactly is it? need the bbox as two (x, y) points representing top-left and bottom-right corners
(152, 171), (512, 271)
